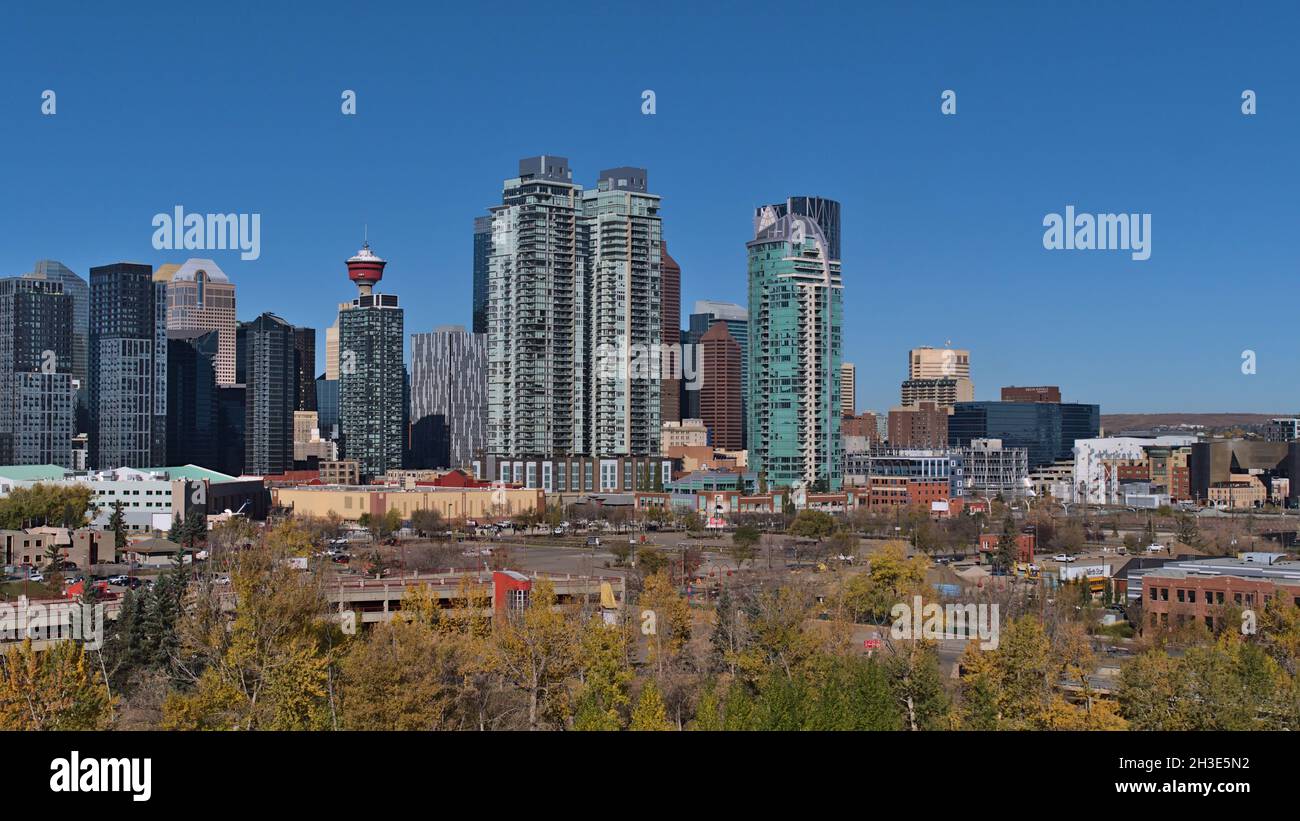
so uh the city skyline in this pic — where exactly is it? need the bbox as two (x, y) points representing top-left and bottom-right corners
(5, 2), (1298, 414)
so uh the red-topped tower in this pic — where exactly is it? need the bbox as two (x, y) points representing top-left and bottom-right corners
(346, 241), (387, 296)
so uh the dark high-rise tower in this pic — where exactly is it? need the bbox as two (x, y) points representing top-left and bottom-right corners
(292, 326), (317, 411)
(242, 313), (296, 475)
(89, 262), (167, 469)
(166, 329), (220, 468)
(0, 277), (76, 466)
(339, 242), (405, 480)
(472, 216), (490, 335)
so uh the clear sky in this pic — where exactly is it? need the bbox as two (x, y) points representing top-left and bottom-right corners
(2, 0), (1296, 414)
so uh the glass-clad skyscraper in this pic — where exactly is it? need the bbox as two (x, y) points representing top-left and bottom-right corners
(747, 197), (843, 490)
(948, 401), (1101, 469)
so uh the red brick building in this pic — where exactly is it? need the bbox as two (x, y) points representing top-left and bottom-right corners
(1000, 385), (1062, 403)
(1142, 571), (1300, 632)
(660, 244), (682, 424)
(699, 322), (743, 450)
(843, 412), (882, 445)
(888, 402), (948, 448)
(978, 532), (1036, 563)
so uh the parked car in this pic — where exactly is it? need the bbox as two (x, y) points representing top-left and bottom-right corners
(106, 575), (129, 586)
(1052, 554), (1076, 563)
(27, 571), (44, 583)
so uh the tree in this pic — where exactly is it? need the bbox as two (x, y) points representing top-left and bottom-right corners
(636, 547), (668, 578)
(409, 508), (442, 537)
(639, 571), (691, 674)
(0, 483), (94, 530)
(827, 530), (858, 560)
(162, 536), (335, 730)
(337, 618), (463, 730)
(0, 640), (115, 730)
(788, 510), (836, 539)
(488, 579), (578, 730)
(629, 679), (673, 730)
(994, 514), (1019, 570)
(109, 501), (127, 556)
(885, 642), (952, 730)
(573, 616), (633, 730)
(730, 526), (760, 568)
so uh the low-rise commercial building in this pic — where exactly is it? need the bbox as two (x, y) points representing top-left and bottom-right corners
(272, 484), (545, 522)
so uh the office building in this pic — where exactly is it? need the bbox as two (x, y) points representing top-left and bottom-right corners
(840, 362), (856, 418)
(293, 326), (316, 412)
(748, 196), (843, 490)
(888, 402), (948, 448)
(949, 401), (1100, 470)
(661, 418), (709, 451)
(155, 259), (237, 386)
(242, 313), (296, 476)
(25, 261), (88, 424)
(325, 316), (341, 380)
(903, 346), (972, 410)
(1263, 418), (1300, 443)
(292, 410), (336, 466)
(410, 325), (487, 469)
(685, 300), (748, 437)
(1002, 385), (1061, 403)
(338, 243), (406, 480)
(699, 322), (743, 450)
(0, 277), (76, 466)
(961, 438), (1031, 498)
(216, 385), (246, 478)
(165, 329), (220, 469)
(909, 345), (970, 380)
(900, 377), (972, 409)
(89, 262), (167, 470)
(842, 412), (883, 452)
(472, 215), (491, 335)
(661, 243), (682, 424)
(315, 375), (339, 438)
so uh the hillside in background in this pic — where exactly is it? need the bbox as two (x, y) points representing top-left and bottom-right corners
(1101, 412), (1290, 433)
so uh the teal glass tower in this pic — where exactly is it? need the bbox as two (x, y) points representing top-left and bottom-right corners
(746, 197), (844, 491)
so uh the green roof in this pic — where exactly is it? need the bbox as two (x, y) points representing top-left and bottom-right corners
(153, 465), (238, 483)
(0, 464), (71, 482)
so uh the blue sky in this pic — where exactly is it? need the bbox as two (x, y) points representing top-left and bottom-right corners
(2, 0), (1297, 414)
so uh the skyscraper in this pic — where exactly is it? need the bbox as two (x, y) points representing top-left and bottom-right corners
(25, 261), (88, 413)
(699, 322), (742, 450)
(486, 156), (588, 457)
(747, 197), (843, 490)
(410, 325), (487, 469)
(166, 328), (220, 468)
(686, 300), (748, 444)
(585, 166), (662, 456)
(660, 243), (681, 424)
(840, 362), (856, 418)
(242, 313), (296, 476)
(325, 316), (341, 380)
(89, 262), (167, 469)
(902, 346), (973, 410)
(472, 216), (491, 335)
(0, 277), (76, 466)
(292, 325), (317, 411)
(338, 242), (406, 479)
(155, 259), (237, 385)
